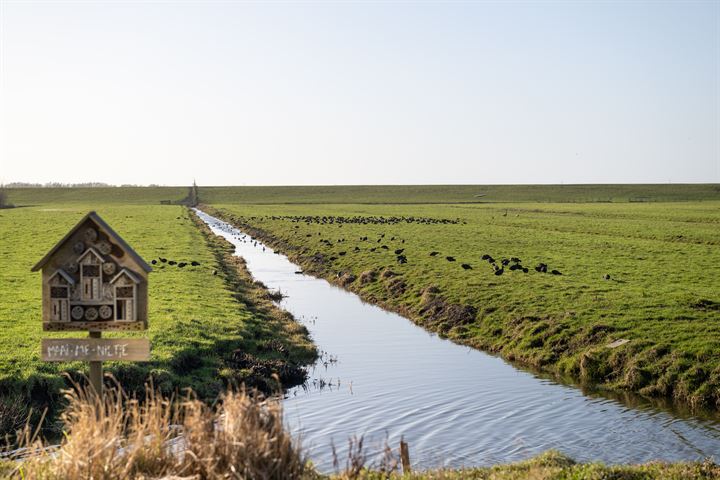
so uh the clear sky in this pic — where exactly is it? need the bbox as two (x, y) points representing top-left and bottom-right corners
(0, 1), (718, 186)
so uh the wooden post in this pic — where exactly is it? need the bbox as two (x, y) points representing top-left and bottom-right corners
(400, 438), (411, 474)
(88, 331), (102, 395)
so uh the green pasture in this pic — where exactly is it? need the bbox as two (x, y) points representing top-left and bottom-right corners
(6, 183), (720, 206)
(0, 203), (314, 432)
(199, 184), (720, 204)
(2, 183), (720, 412)
(5, 187), (187, 206)
(209, 200), (720, 408)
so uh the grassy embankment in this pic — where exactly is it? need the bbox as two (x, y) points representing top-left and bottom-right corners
(203, 197), (720, 410)
(7, 183), (720, 206)
(197, 183), (720, 204)
(351, 455), (720, 480)
(0, 201), (315, 435)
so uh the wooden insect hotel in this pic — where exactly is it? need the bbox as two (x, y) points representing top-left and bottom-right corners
(32, 211), (152, 331)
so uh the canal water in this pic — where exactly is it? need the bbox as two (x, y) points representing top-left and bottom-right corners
(195, 209), (720, 472)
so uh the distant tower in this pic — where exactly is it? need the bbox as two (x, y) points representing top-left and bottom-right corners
(188, 180), (200, 207)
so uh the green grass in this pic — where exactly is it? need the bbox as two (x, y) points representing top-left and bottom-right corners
(197, 184), (720, 204)
(325, 451), (720, 479)
(205, 200), (720, 409)
(6, 183), (720, 206)
(0, 203), (315, 434)
(5, 187), (188, 205)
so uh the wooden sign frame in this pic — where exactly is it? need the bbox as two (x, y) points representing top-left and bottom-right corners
(33, 211), (153, 394)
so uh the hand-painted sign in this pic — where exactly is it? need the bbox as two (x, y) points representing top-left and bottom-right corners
(42, 338), (151, 362)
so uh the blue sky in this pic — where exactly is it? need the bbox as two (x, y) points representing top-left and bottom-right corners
(0, 1), (717, 185)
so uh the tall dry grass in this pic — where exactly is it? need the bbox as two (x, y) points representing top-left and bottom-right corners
(5, 378), (307, 480)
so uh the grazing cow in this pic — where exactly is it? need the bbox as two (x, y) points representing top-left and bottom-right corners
(397, 255), (408, 264)
(178, 262), (187, 268)
(481, 254), (490, 260)
(151, 259), (157, 265)
(501, 259), (510, 266)
(494, 268), (504, 276)
(509, 264), (521, 271)
(429, 251), (439, 256)
(551, 269), (562, 275)
(523, 268), (529, 273)
(338, 251), (346, 256)
(461, 264), (472, 270)
(381, 245), (389, 250)
(446, 256), (456, 262)
(511, 257), (521, 263)
(395, 249), (404, 255)
(604, 274), (611, 280)
(191, 261), (200, 266)
(535, 263), (547, 273)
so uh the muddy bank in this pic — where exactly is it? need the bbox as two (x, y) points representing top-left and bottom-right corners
(190, 210), (317, 393)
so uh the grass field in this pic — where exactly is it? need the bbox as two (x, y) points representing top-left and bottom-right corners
(198, 184), (720, 204)
(205, 200), (720, 409)
(0, 203), (315, 434)
(5, 187), (188, 206)
(2, 185), (720, 474)
(2, 185), (720, 413)
(6, 183), (720, 206)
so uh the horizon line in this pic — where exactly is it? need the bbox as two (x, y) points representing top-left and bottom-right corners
(4, 182), (720, 188)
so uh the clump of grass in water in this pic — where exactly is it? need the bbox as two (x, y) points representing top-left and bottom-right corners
(5, 377), (307, 479)
(268, 288), (287, 302)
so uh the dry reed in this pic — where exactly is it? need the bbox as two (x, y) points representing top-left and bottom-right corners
(5, 378), (307, 480)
